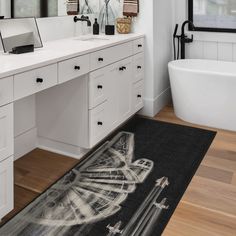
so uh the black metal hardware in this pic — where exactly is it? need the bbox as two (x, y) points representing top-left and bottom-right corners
(173, 21), (195, 60)
(97, 85), (103, 89)
(137, 66), (142, 69)
(119, 67), (124, 71)
(98, 58), (104, 62)
(74, 15), (91, 26)
(122, 66), (127, 70)
(97, 121), (103, 126)
(36, 78), (43, 83)
(74, 66), (81, 70)
(137, 94), (142, 98)
(138, 44), (143, 48)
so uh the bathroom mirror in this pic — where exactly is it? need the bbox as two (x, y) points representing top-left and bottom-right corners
(0, 0), (101, 19)
(0, 17), (43, 52)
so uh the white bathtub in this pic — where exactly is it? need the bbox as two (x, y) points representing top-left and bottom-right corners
(168, 59), (236, 131)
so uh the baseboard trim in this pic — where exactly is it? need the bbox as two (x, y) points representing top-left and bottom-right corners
(37, 137), (88, 160)
(140, 87), (171, 117)
(153, 87), (171, 116)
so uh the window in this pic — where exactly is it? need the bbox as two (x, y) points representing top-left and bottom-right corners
(189, 0), (236, 32)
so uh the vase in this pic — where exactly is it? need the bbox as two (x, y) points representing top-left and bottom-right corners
(81, 0), (94, 14)
(99, 1), (116, 33)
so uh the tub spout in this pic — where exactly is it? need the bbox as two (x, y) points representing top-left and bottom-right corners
(180, 20), (195, 59)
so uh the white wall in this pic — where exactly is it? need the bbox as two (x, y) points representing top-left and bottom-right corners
(132, 0), (173, 116)
(175, 0), (236, 61)
(153, 0), (173, 114)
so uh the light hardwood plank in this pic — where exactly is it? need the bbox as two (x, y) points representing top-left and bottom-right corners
(162, 202), (236, 236)
(14, 148), (79, 193)
(202, 155), (236, 173)
(155, 106), (236, 236)
(196, 164), (233, 184)
(182, 176), (236, 217)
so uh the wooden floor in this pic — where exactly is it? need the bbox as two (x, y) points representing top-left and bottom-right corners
(155, 106), (236, 236)
(2, 105), (236, 235)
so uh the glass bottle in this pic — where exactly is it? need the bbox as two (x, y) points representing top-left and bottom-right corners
(99, 0), (116, 33)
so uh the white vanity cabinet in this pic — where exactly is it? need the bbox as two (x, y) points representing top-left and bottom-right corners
(0, 34), (145, 220)
(58, 54), (90, 84)
(88, 57), (133, 146)
(0, 77), (13, 107)
(0, 104), (14, 162)
(37, 38), (144, 149)
(0, 156), (13, 220)
(0, 78), (14, 220)
(14, 64), (58, 101)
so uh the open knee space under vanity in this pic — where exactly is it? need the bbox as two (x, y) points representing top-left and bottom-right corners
(0, 34), (145, 220)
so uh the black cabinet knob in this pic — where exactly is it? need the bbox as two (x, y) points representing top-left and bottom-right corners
(138, 44), (143, 48)
(122, 66), (127, 70)
(97, 121), (103, 126)
(97, 85), (103, 89)
(74, 66), (81, 70)
(119, 67), (124, 71)
(137, 94), (142, 98)
(98, 58), (104, 62)
(137, 66), (142, 69)
(36, 78), (43, 83)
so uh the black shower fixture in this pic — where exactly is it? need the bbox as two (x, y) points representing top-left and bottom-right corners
(173, 20), (195, 60)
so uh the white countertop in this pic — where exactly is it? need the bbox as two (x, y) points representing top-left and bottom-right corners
(0, 33), (144, 79)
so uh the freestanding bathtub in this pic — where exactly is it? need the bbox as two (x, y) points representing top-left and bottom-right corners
(168, 59), (236, 131)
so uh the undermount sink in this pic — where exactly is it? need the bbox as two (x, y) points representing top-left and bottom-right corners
(75, 36), (110, 42)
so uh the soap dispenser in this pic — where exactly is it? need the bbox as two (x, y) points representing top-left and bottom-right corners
(93, 18), (99, 35)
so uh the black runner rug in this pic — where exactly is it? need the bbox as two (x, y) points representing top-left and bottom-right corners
(0, 117), (216, 236)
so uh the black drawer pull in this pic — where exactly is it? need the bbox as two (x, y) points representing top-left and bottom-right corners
(97, 121), (103, 126)
(138, 44), (143, 48)
(36, 78), (43, 83)
(98, 58), (104, 62)
(74, 66), (81, 70)
(137, 66), (142, 69)
(119, 67), (124, 71)
(97, 85), (103, 89)
(122, 66), (127, 70)
(137, 94), (142, 98)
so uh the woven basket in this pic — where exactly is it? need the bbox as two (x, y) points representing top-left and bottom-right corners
(116, 18), (132, 34)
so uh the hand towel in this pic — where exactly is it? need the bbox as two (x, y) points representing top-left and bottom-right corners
(123, 0), (139, 17)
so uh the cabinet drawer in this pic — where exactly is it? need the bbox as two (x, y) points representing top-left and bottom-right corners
(58, 54), (90, 83)
(133, 53), (144, 83)
(89, 67), (108, 109)
(0, 104), (13, 162)
(0, 156), (13, 219)
(0, 77), (13, 107)
(14, 64), (57, 100)
(89, 102), (108, 147)
(90, 42), (133, 71)
(133, 38), (144, 54)
(132, 80), (144, 113)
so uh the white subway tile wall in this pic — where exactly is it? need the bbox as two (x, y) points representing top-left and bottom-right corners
(203, 41), (217, 60)
(186, 39), (236, 62)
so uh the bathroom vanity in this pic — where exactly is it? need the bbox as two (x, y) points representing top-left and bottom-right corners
(0, 33), (145, 220)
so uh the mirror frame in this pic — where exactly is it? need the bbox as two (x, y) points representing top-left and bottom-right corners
(11, 0), (52, 18)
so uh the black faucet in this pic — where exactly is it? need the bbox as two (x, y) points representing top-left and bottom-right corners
(74, 15), (91, 27)
(180, 20), (195, 59)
